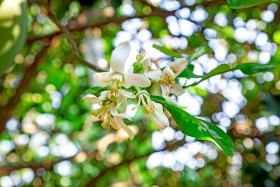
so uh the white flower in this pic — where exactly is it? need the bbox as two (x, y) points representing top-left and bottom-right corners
(110, 107), (135, 140)
(142, 58), (162, 81)
(143, 58), (187, 98)
(145, 101), (169, 130)
(83, 94), (100, 103)
(90, 99), (135, 140)
(94, 41), (151, 88)
(137, 91), (169, 130)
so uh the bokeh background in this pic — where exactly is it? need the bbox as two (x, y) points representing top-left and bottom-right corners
(1, 0), (280, 186)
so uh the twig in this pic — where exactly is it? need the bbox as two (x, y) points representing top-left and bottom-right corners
(0, 45), (49, 132)
(27, 0), (225, 45)
(44, 5), (104, 72)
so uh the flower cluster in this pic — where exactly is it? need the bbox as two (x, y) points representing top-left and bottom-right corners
(83, 42), (188, 139)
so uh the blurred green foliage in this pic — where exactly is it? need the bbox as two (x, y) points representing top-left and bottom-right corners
(1, 0), (280, 187)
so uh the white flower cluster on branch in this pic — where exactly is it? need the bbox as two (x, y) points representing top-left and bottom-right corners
(83, 42), (188, 139)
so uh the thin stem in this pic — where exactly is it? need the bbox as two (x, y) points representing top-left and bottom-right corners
(134, 86), (142, 93)
(45, 5), (104, 72)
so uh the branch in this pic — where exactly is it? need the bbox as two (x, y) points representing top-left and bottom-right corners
(44, 4), (104, 72)
(27, 0), (225, 44)
(84, 140), (185, 187)
(0, 139), (184, 180)
(0, 155), (74, 176)
(84, 151), (151, 187)
(0, 45), (49, 132)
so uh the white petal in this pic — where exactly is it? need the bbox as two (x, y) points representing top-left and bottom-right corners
(168, 58), (188, 76)
(94, 72), (113, 86)
(142, 58), (152, 71)
(146, 102), (169, 130)
(110, 105), (118, 116)
(111, 107), (132, 120)
(119, 90), (136, 98)
(115, 113), (132, 121)
(83, 94), (98, 102)
(160, 84), (170, 97)
(145, 69), (162, 81)
(163, 96), (178, 105)
(116, 117), (135, 140)
(110, 41), (130, 73)
(123, 73), (151, 88)
(150, 82), (161, 96)
(121, 99), (127, 113)
(170, 83), (185, 96)
(163, 66), (176, 77)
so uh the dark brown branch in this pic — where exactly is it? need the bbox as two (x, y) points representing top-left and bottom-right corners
(84, 151), (152, 187)
(26, 0), (225, 44)
(0, 45), (49, 132)
(44, 4), (104, 72)
(0, 155), (74, 176)
(84, 140), (186, 187)
(27, 10), (173, 44)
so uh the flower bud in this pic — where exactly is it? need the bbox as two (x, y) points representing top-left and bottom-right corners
(145, 102), (169, 130)
(90, 107), (104, 117)
(133, 61), (144, 74)
(101, 120), (110, 129)
(142, 105), (151, 114)
(136, 53), (144, 62)
(109, 79), (119, 92)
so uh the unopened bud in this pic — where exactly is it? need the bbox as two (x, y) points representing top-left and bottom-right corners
(136, 53), (144, 62)
(110, 79), (119, 92)
(142, 106), (150, 114)
(133, 61), (144, 74)
(110, 95), (117, 102)
(101, 120), (110, 129)
(90, 107), (103, 116)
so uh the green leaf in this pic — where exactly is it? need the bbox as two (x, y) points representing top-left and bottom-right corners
(152, 44), (182, 58)
(178, 64), (202, 79)
(234, 63), (280, 74)
(186, 86), (208, 97)
(187, 46), (211, 62)
(80, 86), (108, 100)
(227, 0), (271, 9)
(187, 62), (280, 87)
(151, 95), (234, 157)
(203, 64), (231, 80)
(187, 64), (231, 87)
(0, 0), (27, 75)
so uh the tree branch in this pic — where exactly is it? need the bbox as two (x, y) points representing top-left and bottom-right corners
(0, 155), (74, 176)
(84, 140), (185, 187)
(84, 151), (151, 187)
(44, 4), (104, 72)
(0, 45), (49, 132)
(27, 0), (225, 44)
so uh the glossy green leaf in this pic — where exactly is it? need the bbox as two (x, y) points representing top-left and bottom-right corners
(187, 62), (280, 87)
(152, 44), (182, 58)
(234, 63), (280, 74)
(187, 64), (231, 86)
(0, 0), (27, 75)
(227, 0), (271, 9)
(202, 64), (231, 81)
(151, 96), (234, 157)
(186, 86), (208, 97)
(178, 64), (202, 79)
(187, 46), (211, 62)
